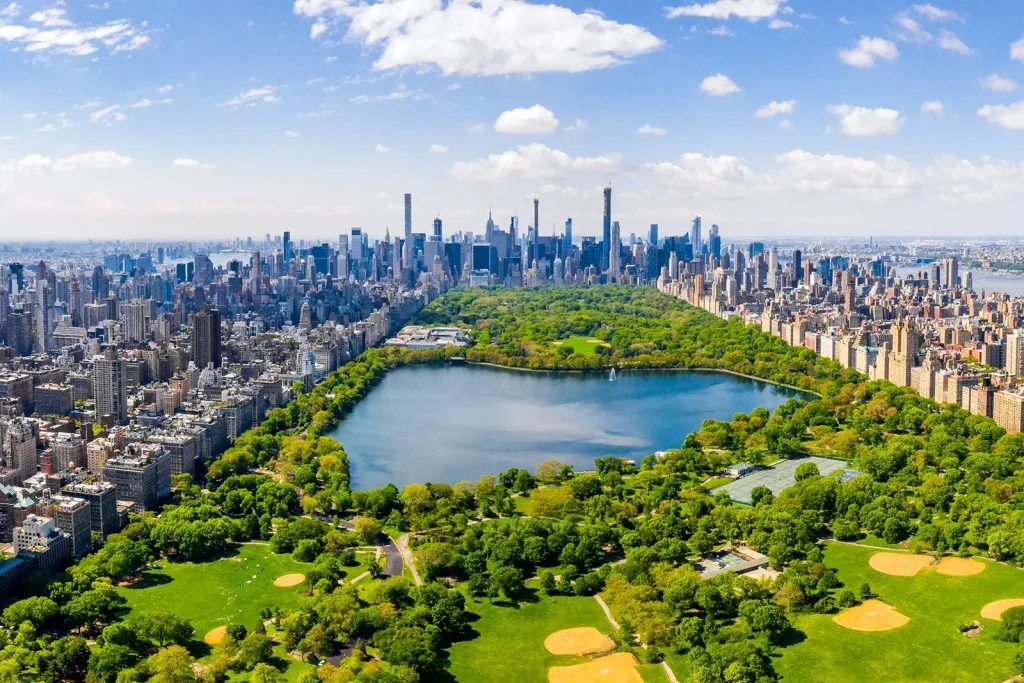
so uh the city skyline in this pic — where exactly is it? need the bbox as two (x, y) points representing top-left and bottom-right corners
(3, 1), (1024, 238)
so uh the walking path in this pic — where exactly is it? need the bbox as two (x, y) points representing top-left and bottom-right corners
(593, 595), (678, 683)
(394, 533), (422, 585)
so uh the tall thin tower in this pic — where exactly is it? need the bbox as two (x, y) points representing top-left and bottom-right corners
(403, 193), (413, 273)
(602, 187), (612, 270)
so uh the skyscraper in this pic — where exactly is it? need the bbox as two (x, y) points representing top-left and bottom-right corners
(93, 349), (127, 425)
(563, 218), (573, 256)
(648, 224), (658, 248)
(123, 299), (147, 343)
(403, 193), (413, 274)
(434, 217), (443, 240)
(610, 221), (621, 278)
(190, 306), (221, 369)
(282, 231), (292, 265)
(691, 215), (702, 256)
(602, 187), (612, 269)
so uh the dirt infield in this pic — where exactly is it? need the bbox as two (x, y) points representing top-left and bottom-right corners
(936, 557), (986, 576)
(833, 599), (910, 632)
(868, 552), (934, 577)
(548, 652), (644, 683)
(543, 628), (615, 656)
(981, 599), (1024, 621)
(203, 626), (226, 645)
(273, 573), (305, 587)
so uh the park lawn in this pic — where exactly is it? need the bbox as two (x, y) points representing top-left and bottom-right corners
(855, 533), (905, 549)
(446, 584), (666, 683)
(550, 336), (610, 355)
(702, 476), (732, 490)
(119, 543), (311, 640)
(774, 542), (1022, 683)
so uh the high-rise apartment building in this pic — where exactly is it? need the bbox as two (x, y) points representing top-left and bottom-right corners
(602, 187), (612, 269)
(51, 495), (91, 558)
(93, 349), (128, 425)
(403, 193), (413, 275)
(123, 299), (147, 343)
(190, 306), (221, 369)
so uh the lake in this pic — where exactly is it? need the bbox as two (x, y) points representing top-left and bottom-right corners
(329, 364), (810, 489)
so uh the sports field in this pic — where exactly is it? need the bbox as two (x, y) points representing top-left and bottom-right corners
(551, 336), (611, 355)
(720, 456), (847, 503)
(775, 542), (1024, 682)
(446, 586), (670, 683)
(119, 543), (310, 637)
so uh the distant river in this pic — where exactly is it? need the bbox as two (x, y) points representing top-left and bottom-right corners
(329, 365), (810, 489)
(895, 266), (1024, 298)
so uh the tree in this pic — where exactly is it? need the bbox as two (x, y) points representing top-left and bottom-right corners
(858, 582), (873, 600)
(535, 459), (564, 482)
(353, 517), (379, 544)
(749, 486), (773, 507)
(64, 586), (127, 631)
(837, 590), (858, 608)
(2, 596), (59, 629)
(999, 606), (1024, 643)
(225, 624), (247, 643)
(489, 566), (524, 600)
(794, 461), (820, 481)
(298, 624), (330, 659)
(43, 636), (91, 683)
(89, 644), (138, 683)
(431, 594), (468, 639)
(130, 612), (195, 648)
(568, 473), (602, 500)
(401, 484), (434, 514)
(292, 538), (321, 563)
(249, 664), (282, 683)
(148, 646), (195, 683)
(239, 632), (274, 669)
(540, 571), (558, 595)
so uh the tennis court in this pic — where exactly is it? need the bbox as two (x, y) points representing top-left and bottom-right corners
(722, 456), (848, 504)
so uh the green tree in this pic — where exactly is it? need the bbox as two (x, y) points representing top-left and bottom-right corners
(89, 644), (138, 683)
(239, 632), (274, 669)
(148, 646), (195, 683)
(250, 664), (281, 683)
(794, 461), (820, 481)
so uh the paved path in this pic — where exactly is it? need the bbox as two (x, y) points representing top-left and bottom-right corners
(593, 595), (678, 683)
(347, 571), (370, 585)
(380, 535), (405, 578)
(394, 533), (422, 585)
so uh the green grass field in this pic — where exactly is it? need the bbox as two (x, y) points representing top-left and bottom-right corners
(775, 542), (1024, 682)
(551, 336), (610, 355)
(119, 543), (311, 638)
(445, 584), (669, 682)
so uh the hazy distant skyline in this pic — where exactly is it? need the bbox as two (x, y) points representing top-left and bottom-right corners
(3, 0), (1024, 239)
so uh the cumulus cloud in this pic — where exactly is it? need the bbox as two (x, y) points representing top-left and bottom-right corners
(130, 98), (173, 108)
(90, 104), (124, 123)
(827, 105), (904, 136)
(977, 102), (1024, 130)
(708, 25), (734, 36)
(293, 0), (663, 75)
(921, 100), (945, 116)
(494, 104), (559, 134)
(645, 153), (755, 196)
(838, 36), (898, 68)
(566, 118), (588, 132)
(768, 19), (794, 29)
(1, 150), (132, 176)
(375, 143), (389, 152)
(218, 86), (279, 109)
(172, 158), (214, 170)
(0, 7), (149, 55)
(894, 12), (971, 54)
(665, 0), (786, 21)
(157, 84), (174, 94)
(981, 74), (1017, 92)
(637, 123), (667, 135)
(449, 143), (619, 181)
(700, 73), (740, 95)
(754, 100), (795, 117)
(351, 85), (428, 103)
(430, 143), (449, 153)
(772, 150), (920, 198)
(1012, 35), (1024, 62)
(913, 4), (961, 22)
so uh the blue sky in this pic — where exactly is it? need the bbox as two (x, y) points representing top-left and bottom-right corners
(2, 0), (1024, 240)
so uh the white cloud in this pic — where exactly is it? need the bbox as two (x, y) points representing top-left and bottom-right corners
(666, 0), (786, 21)
(645, 153), (755, 196)
(130, 98), (172, 108)
(2, 150), (131, 176)
(772, 150), (920, 198)
(708, 25), (734, 36)
(913, 4), (960, 21)
(779, 119), (792, 129)
(977, 102), (1024, 130)
(768, 19), (794, 29)
(839, 16), (850, 24)
(936, 30), (971, 55)
(494, 104), (559, 134)
(700, 73), (740, 96)
(467, 122), (487, 133)
(0, 3), (19, 19)
(218, 86), (279, 109)
(157, 84), (174, 94)
(0, 7), (148, 55)
(827, 104), (904, 137)
(838, 36), (898, 68)
(430, 143), (448, 153)
(375, 143), (389, 153)
(90, 104), (124, 123)
(172, 158), (214, 170)
(921, 100), (945, 116)
(351, 85), (428, 103)
(284, 130), (301, 137)
(310, 17), (328, 39)
(754, 99), (795, 117)
(294, 0), (663, 75)
(449, 143), (619, 181)
(981, 74), (1017, 92)
(637, 123), (667, 135)
(1012, 35), (1024, 62)
(566, 118), (588, 132)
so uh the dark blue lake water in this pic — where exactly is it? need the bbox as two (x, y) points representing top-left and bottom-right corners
(329, 365), (809, 489)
